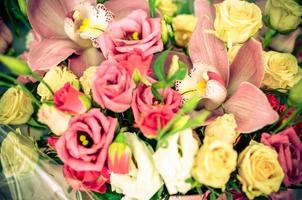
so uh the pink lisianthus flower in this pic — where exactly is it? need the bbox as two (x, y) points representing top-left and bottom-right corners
(266, 94), (281, 112)
(115, 49), (152, 78)
(270, 189), (295, 200)
(54, 83), (91, 115)
(92, 60), (136, 113)
(108, 142), (132, 174)
(96, 9), (163, 59)
(261, 127), (302, 186)
(63, 165), (110, 193)
(55, 109), (117, 171)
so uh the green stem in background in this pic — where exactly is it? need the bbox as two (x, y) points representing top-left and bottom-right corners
(274, 107), (302, 133)
(0, 81), (14, 88)
(30, 72), (54, 95)
(267, 106), (290, 132)
(0, 72), (41, 107)
(263, 28), (277, 49)
(149, 0), (156, 18)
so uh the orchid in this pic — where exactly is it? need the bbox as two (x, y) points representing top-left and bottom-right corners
(176, 0), (278, 133)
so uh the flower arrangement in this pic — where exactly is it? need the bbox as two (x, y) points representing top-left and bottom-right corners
(0, 0), (302, 199)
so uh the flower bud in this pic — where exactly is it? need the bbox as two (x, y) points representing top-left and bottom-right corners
(108, 142), (132, 174)
(79, 66), (98, 95)
(167, 55), (179, 80)
(155, 0), (177, 17)
(161, 19), (169, 44)
(172, 14), (197, 47)
(0, 55), (32, 75)
(289, 79), (302, 107)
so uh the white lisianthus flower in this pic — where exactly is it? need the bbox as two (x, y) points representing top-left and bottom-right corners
(153, 129), (199, 195)
(110, 133), (163, 200)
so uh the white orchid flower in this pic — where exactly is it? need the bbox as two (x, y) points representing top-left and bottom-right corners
(110, 133), (163, 200)
(153, 129), (199, 195)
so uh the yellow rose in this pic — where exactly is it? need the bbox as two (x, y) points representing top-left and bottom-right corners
(155, 0), (177, 17)
(192, 137), (237, 189)
(0, 86), (33, 125)
(264, 0), (302, 33)
(214, 0), (262, 47)
(263, 51), (302, 89)
(0, 129), (39, 177)
(237, 141), (284, 199)
(205, 114), (240, 144)
(37, 66), (79, 101)
(172, 14), (197, 47)
(79, 66), (98, 95)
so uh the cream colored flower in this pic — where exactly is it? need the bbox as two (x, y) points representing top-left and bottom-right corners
(79, 66), (97, 95)
(155, 0), (177, 17)
(38, 104), (71, 136)
(214, 0), (262, 47)
(263, 51), (302, 89)
(153, 129), (199, 195)
(192, 137), (237, 189)
(237, 141), (284, 199)
(0, 129), (39, 177)
(0, 86), (33, 125)
(205, 114), (240, 144)
(264, 0), (302, 33)
(172, 14), (197, 47)
(37, 66), (79, 101)
(110, 133), (163, 200)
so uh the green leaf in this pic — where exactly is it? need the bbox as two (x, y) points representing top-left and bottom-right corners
(97, 0), (108, 3)
(226, 192), (233, 200)
(0, 55), (32, 75)
(210, 192), (216, 200)
(176, 0), (195, 14)
(228, 180), (240, 193)
(153, 50), (170, 81)
(27, 118), (48, 129)
(149, 0), (157, 18)
(167, 60), (187, 84)
(151, 84), (164, 102)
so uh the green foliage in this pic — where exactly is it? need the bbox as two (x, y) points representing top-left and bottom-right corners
(92, 189), (123, 200)
(149, 0), (157, 18)
(175, 0), (195, 15)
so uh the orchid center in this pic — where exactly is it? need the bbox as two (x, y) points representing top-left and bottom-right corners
(197, 79), (207, 95)
(78, 131), (94, 148)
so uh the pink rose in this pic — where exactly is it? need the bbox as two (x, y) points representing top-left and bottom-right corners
(96, 9), (163, 58)
(63, 165), (110, 193)
(92, 60), (135, 112)
(54, 83), (91, 115)
(136, 109), (175, 138)
(131, 84), (182, 122)
(266, 94), (280, 112)
(261, 127), (302, 186)
(270, 189), (295, 200)
(55, 109), (117, 171)
(116, 49), (152, 77)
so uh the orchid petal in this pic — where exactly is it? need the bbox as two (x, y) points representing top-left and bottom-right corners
(105, 0), (149, 20)
(223, 82), (278, 133)
(28, 39), (79, 71)
(202, 80), (227, 110)
(28, 0), (68, 38)
(189, 0), (229, 84)
(227, 38), (265, 96)
(68, 47), (104, 77)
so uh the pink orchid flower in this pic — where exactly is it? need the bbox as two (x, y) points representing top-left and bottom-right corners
(176, 0), (278, 133)
(26, 0), (150, 76)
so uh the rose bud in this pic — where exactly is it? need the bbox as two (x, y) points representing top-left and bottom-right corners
(108, 142), (132, 174)
(54, 82), (91, 115)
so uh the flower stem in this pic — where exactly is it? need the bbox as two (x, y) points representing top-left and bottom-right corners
(274, 107), (302, 133)
(263, 28), (277, 49)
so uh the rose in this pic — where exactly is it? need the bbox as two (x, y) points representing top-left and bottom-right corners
(38, 104), (71, 136)
(172, 14), (197, 47)
(108, 141), (132, 174)
(92, 60), (136, 113)
(37, 66), (79, 101)
(155, 0), (177, 17)
(263, 51), (302, 89)
(63, 165), (109, 193)
(270, 189), (295, 200)
(132, 84), (181, 122)
(0, 18), (13, 53)
(266, 94), (281, 112)
(55, 109), (117, 171)
(136, 109), (175, 138)
(115, 49), (152, 80)
(205, 114), (240, 144)
(96, 9), (163, 59)
(0, 129), (39, 177)
(270, 28), (301, 53)
(261, 127), (302, 186)
(0, 86), (34, 125)
(54, 83), (91, 115)
(110, 132), (163, 200)
(153, 129), (199, 195)
(237, 141), (284, 199)
(213, 0), (262, 46)
(192, 137), (237, 189)
(79, 66), (98, 95)
(264, 0), (302, 33)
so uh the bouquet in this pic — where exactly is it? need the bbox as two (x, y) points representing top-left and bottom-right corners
(0, 0), (302, 199)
